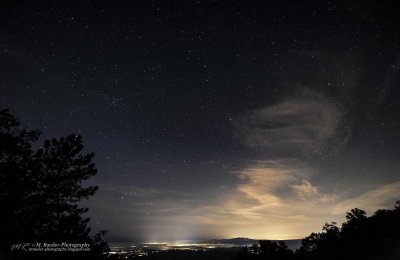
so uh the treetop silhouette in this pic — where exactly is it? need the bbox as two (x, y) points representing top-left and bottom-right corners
(0, 108), (108, 259)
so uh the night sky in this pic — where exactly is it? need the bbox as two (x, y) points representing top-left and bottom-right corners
(1, 1), (400, 242)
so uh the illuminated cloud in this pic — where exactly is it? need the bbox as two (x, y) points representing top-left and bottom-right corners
(194, 91), (348, 239)
(188, 161), (400, 240)
(333, 180), (400, 215)
(291, 179), (318, 199)
(202, 160), (340, 239)
(90, 169), (400, 241)
(180, 90), (350, 239)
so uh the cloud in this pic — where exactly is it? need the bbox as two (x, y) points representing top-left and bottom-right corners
(88, 170), (335, 240)
(185, 160), (340, 239)
(214, 89), (354, 238)
(333, 181), (400, 215)
(291, 180), (319, 199)
(187, 160), (400, 239)
(187, 157), (400, 239)
(234, 89), (351, 157)
(235, 161), (297, 206)
(88, 167), (400, 241)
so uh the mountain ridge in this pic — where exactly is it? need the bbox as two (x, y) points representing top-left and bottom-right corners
(201, 237), (302, 250)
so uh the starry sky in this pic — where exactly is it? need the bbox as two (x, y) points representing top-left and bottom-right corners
(1, 1), (400, 242)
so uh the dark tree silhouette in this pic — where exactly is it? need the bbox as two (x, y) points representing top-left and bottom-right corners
(258, 240), (293, 259)
(0, 109), (108, 259)
(295, 222), (341, 260)
(296, 232), (320, 256)
(295, 202), (400, 260)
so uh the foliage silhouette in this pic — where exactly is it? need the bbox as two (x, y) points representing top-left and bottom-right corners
(295, 203), (400, 260)
(0, 109), (109, 259)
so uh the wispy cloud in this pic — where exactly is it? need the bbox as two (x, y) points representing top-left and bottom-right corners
(234, 89), (351, 157)
(333, 181), (400, 215)
(89, 169), (400, 241)
(189, 161), (400, 239)
(185, 89), (390, 239)
(197, 160), (340, 239)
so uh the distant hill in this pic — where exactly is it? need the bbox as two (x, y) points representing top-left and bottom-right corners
(202, 237), (302, 250)
(203, 237), (256, 245)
